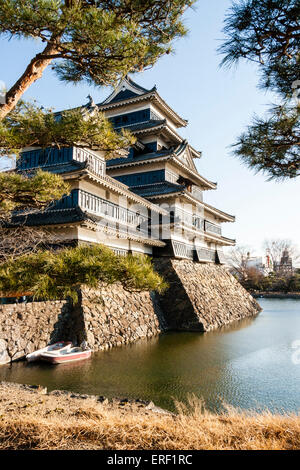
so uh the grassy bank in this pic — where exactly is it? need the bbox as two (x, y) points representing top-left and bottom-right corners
(0, 382), (299, 450)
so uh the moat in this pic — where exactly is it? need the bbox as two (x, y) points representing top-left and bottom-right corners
(0, 298), (299, 413)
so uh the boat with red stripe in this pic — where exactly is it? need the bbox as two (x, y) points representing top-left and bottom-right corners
(40, 343), (92, 364)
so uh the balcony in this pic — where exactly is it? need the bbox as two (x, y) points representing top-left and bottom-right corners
(51, 189), (150, 234)
(171, 241), (194, 260)
(204, 220), (222, 236)
(18, 147), (106, 179)
(196, 247), (216, 263)
(73, 148), (105, 177)
(170, 242), (217, 263)
(173, 209), (221, 236)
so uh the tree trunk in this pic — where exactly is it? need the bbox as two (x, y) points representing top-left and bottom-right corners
(0, 41), (61, 120)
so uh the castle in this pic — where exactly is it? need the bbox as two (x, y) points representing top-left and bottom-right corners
(17, 76), (236, 262)
(0, 77), (263, 364)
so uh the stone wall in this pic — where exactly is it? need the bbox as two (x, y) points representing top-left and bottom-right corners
(154, 259), (261, 332)
(0, 259), (261, 364)
(0, 284), (163, 364)
(0, 300), (73, 365)
(81, 285), (162, 351)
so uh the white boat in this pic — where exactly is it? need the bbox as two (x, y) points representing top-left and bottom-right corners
(40, 345), (92, 364)
(26, 341), (72, 363)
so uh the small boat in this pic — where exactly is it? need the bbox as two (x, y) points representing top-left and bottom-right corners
(40, 345), (92, 364)
(26, 342), (72, 363)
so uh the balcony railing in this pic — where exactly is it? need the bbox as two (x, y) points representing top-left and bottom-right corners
(196, 247), (216, 263)
(50, 189), (150, 234)
(73, 148), (105, 177)
(171, 241), (194, 260)
(172, 209), (221, 236)
(204, 220), (222, 236)
(18, 146), (106, 178)
(193, 215), (204, 231)
(78, 190), (149, 228)
(171, 242), (217, 263)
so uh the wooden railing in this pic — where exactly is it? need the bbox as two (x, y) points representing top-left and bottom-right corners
(173, 209), (221, 236)
(73, 148), (105, 177)
(204, 220), (222, 236)
(18, 147), (106, 179)
(77, 190), (149, 230)
(196, 247), (216, 263)
(171, 241), (194, 260)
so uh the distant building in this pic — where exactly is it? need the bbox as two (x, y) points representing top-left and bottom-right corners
(246, 251), (273, 276)
(274, 249), (294, 276)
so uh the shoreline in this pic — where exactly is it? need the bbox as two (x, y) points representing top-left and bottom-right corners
(252, 292), (300, 299)
(0, 381), (300, 450)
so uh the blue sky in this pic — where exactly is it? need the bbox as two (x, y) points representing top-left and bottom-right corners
(0, 0), (299, 258)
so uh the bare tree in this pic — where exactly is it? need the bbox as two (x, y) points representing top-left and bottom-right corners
(0, 226), (59, 262)
(263, 239), (300, 267)
(227, 245), (253, 281)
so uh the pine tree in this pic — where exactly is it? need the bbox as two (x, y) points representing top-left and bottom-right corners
(219, 0), (300, 179)
(0, 0), (194, 119)
(0, 101), (136, 158)
(0, 245), (168, 302)
(0, 1), (190, 296)
(0, 169), (69, 220)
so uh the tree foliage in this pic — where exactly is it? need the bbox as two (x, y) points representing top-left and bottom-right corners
(220, 0), (300, 179)
(241, 268), (300, 292)
(0, 0), (195, 118)
(0, 169), (70, 221)
(0, 244), (168, 302)
(234, 104), (299, 178)
(0, 101), (135, 158)
(227, 245), (252, 281)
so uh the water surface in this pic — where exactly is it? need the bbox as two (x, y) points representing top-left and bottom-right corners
(1, 298), (299, 413)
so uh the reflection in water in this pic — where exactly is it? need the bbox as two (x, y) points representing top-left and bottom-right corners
(1, 299), (300, 412)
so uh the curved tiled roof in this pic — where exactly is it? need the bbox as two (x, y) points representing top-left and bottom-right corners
(131, 182), (185, 198)
(99, 76), (187, 128)
(8, 208), (86, 227)
(106, 147), (172, 167)
(101, 75), (155, 105)
(18, 160), (88, 175)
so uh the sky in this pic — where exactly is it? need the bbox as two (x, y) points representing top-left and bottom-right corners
(0, 0), (299, 259)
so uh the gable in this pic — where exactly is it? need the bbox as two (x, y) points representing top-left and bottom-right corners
(176, 145), (197, 172)
(101, 76), (152, 106)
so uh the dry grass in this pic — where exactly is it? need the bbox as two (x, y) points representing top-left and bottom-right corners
(0, 383), (299, 450)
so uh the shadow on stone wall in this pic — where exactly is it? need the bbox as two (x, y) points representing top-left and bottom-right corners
(154, 258), (262, 332)
(153, 259), (205, 331)
(49, 296), (86, 347)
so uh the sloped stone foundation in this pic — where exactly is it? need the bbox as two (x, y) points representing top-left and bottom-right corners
(0, 259), (261, 363)
(154, 258), (261, 332)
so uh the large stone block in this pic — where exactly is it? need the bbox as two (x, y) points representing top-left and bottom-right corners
(154, 258), (261, 332)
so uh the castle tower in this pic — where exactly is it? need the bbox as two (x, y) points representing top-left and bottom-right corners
(100, 76), (236, 262)
(14, 76), (235, 263)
